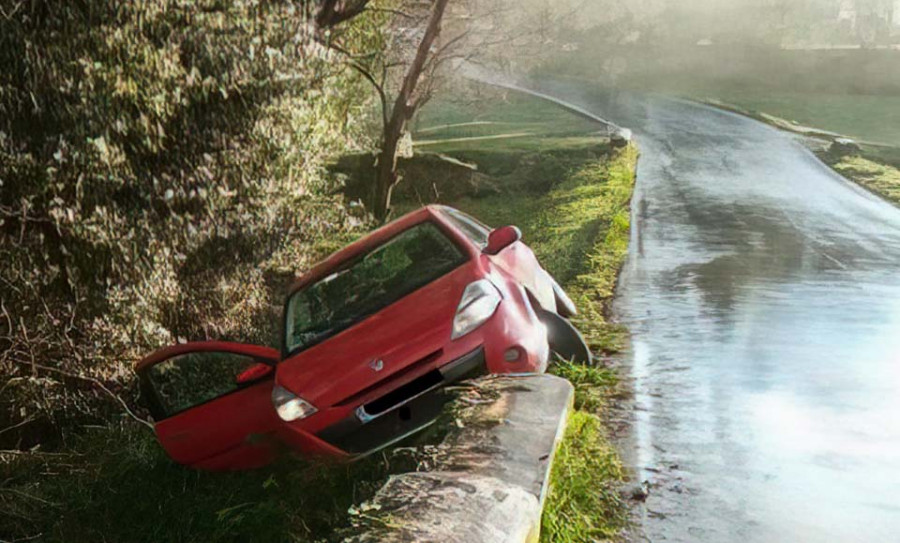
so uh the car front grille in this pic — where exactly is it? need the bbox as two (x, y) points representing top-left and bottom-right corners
(316, 347), (485, 455)
(362, 369), (443, 417)
(333, 349), (443, 408)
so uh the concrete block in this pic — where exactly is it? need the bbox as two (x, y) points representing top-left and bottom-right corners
(344, 374), (574, 543)
(346, 472), (541, 543)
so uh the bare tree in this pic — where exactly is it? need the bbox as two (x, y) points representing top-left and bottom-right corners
(371, 0), (451, 220)
(319, 0), (479, 220)
(317, 0), (547, 220)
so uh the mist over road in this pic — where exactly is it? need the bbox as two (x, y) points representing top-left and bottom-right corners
(536, 81), (900, 541)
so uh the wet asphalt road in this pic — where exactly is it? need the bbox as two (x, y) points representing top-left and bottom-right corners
(537, 82), (900, 541)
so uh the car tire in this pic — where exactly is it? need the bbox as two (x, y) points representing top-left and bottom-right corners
(539, 310), (592, 365)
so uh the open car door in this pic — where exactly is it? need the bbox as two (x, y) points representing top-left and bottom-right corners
(136, 341), (281, 470)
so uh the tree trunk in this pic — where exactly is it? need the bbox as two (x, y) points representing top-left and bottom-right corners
(374, 119), (403, 221)
(371, 0), (451, 222)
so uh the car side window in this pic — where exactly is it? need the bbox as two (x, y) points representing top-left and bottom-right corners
(145, 352), (263, 418)
(442, 209), (491, 248)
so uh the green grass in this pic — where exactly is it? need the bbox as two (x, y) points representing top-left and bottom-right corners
(689, 90), (900, 146)
(419, 135), (609, 154)
(552, 361), (620, 414)
(0, 423), (400, 542)
(413, 86), (606, 154)
(858, 145), (900, 170)
(540, 411), (627, 543)
(415, 90), (601, 140)
(543, 363), (629, 543)
(825, 152), (900, 205)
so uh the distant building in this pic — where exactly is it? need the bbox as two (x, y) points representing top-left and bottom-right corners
(835, 0), (900, 44)
(838, 0), (857, 26)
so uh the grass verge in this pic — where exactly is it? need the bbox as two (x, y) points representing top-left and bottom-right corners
(405, 86), (639, 541)
(690, 91), (900, 147)
(821, 151), (900, 206)
(541, 410), (627, 542)
(449, 146), (637, 542)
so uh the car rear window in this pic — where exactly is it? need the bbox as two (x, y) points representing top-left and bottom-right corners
(284, 221), (467, 355)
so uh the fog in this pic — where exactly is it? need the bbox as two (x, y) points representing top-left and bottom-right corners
(468, 0), (900, 97)
(468, 3), (900, 542)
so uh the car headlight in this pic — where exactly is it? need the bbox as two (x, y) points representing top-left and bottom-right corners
(452, 279), (502, 339)
(271, 385), (317, 421)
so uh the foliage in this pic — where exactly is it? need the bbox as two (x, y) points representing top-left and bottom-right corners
(827, 152), (900, 204)
(552, 360), (618, 413)
(0, 0), (378, 448)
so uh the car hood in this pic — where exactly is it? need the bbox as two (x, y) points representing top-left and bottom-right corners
(275, 263), (476, 407)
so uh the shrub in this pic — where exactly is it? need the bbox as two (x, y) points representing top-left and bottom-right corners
(0, 0), (377, 448)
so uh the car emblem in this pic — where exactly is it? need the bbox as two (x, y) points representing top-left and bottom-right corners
(368, 359), (384, 372)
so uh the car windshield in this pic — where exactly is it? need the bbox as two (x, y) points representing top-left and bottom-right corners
(284, 221), (467, 355)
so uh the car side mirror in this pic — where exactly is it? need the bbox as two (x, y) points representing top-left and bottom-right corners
(483, 225), (522, 255)
(235, 362), (274, 385)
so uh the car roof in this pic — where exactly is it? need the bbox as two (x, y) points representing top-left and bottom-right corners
(285, 205), (473, 296)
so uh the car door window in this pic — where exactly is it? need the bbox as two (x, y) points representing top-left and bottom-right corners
(145, 351), (264, 418)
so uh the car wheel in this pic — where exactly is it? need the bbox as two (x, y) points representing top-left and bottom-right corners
(539, 310), (592, 365)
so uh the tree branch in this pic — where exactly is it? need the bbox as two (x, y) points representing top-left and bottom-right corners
(435, 29), (471, 57)
(349, 61), (389, 129)
(312, 34), (381, 61)
(365, 6), (416, 19)
(0, 416), (35, 437)
(10, 360), (154, 430)
(315, 0), (371, 29)
(392, 0), (450, 118)
(0, 0), (23, 20)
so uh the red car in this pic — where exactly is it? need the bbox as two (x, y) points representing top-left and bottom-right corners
(136, 205), (589, 470)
